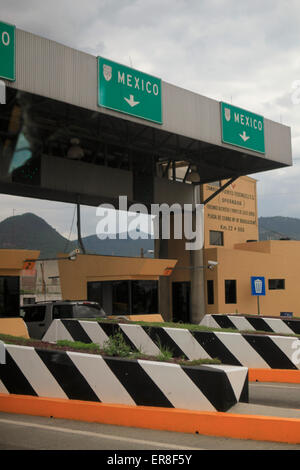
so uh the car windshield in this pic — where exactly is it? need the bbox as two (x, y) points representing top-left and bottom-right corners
(73, 304), (105, 319)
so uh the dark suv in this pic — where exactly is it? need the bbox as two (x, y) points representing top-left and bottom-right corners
(20, 300), (106, 339)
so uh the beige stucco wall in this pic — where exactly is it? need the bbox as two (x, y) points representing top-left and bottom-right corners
(0, 249), (40, 276)
(203, 176), (258, 249)
(204, 241), (300, 317)
(58, 254), (177, 301)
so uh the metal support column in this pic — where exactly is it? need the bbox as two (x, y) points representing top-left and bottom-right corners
(76, 197), (86, 254)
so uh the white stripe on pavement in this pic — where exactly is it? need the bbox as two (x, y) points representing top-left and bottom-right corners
(0, 417), (202, 450)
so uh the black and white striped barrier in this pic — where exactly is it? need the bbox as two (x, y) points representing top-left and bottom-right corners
(0, 344), (248, 412)
(200, 314), (300, 335)
(43, 320), (300, 370)
(0, 341), (5, 364)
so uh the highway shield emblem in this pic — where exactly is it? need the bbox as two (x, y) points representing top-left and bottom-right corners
(224, 107), (231, 122)
(103, 64), (112, 81)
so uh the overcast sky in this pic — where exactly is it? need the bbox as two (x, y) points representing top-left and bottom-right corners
(1, 0), (300, 238)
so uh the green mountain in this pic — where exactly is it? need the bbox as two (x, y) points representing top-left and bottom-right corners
(1, 213), (299, 257)
(0, 212), (154, 258)
(258, 216), (300, 240)
(0, 213), (69, 257)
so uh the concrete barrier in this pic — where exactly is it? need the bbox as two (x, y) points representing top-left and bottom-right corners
(0, 341), (5, 364)
(200, 314), (300, 335)
(43, 319), (300, 370)
(0, 343), (248, 412)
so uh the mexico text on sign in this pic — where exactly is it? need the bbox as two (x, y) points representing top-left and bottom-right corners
(98, 57), (162, 124)
(221, 102), (265, 154)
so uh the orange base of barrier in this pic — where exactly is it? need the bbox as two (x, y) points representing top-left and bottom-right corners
(0, 393), (300, 445)
(249, 369), (300, 384)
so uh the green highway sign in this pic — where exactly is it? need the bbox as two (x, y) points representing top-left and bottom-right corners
(98, 57), (162, 124)
(0, 21), (15, 81)
(221, 102), (265, 154)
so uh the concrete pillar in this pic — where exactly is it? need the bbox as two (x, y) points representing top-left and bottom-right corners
(155, 185), (207, 324)
(158, 275), (172, 322)
(190, 185), (206, 323)
(155, 236), (172, 321)
(190, 246), (206, 323)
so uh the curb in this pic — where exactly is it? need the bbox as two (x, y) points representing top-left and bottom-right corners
(0, 394), (300, 445)
(249, 369), (300, 384)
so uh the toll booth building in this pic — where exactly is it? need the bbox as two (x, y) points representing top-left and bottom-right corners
(0, 250), (40, 316)
(0, 24), (292, 323)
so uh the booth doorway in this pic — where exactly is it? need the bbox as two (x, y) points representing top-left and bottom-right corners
(0, 276), (20, 317)
(172, 282), (190, 323)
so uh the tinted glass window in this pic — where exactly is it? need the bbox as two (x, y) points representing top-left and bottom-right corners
(207, 280), (214, 305)
(0, 276), (20, 317)
(225, 280), (237, 304)
(209, 230), (224, 246)
(112, 281), (130, 315)
(172, 282), (190, 323)
(268, 279), (285, 290)
(21, 306), (46, 322)
(132, 281), (158, 314)
(87, 282), (103, 305)
(53, 305), (73, 319)
(88, 280), (158, 315)
(23, 297), (36, 305)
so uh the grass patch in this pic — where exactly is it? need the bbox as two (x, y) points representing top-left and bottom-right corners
(102, 331), (134, 357)
(56, 340), (100, 352)
(179, 358), (221, 366)
(0, 332), (40, 345)
(154, 338), (174, 362)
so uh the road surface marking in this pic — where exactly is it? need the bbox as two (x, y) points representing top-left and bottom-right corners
(0, 417), (202, 450)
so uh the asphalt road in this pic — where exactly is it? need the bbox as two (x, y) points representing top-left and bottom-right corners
(249, 382), (300, 410)
(0, 382), (299, 451)
(0, 411), (299, 451)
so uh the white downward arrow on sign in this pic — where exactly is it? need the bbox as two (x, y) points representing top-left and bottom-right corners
(124, 94), (140, 107)
(239, 131), (250, 142)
